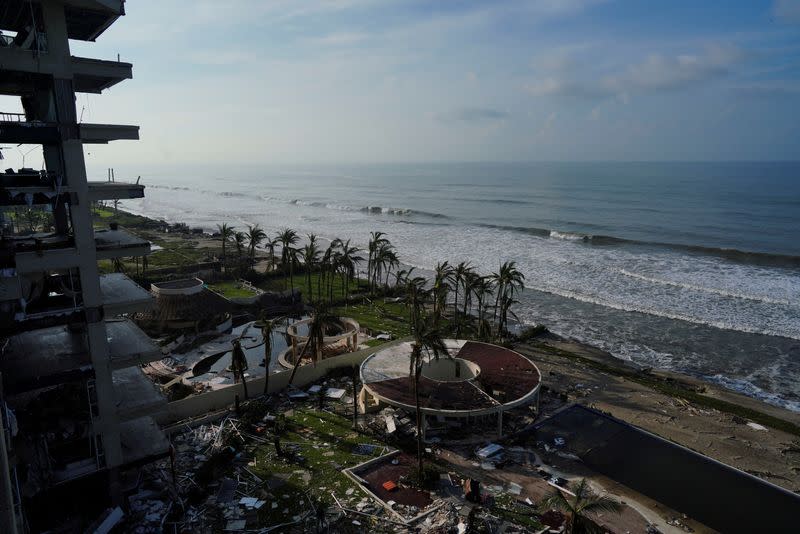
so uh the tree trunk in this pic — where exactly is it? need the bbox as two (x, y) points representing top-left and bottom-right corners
(352, 365), (359, 429)
(263, 335), (271, 396)
(414, 366), (424, 482)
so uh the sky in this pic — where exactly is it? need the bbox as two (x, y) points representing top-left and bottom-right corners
(9, 0), (800, 167)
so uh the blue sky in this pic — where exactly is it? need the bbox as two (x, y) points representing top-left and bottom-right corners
(60, 0), (800, 166)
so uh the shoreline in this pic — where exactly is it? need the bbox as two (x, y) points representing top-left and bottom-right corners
(104, 205), (800, 457)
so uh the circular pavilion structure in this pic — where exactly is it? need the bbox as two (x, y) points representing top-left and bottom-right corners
(134, 278), (232, 335)
(359, 340), (541, 440)
(283, 316), (360, 364)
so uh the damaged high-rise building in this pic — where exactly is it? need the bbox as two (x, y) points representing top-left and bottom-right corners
(0, 2), (167, 531)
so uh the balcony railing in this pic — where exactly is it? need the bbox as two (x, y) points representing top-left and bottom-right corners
(0, 31), (47, 53)
(0, 112), (26, 122)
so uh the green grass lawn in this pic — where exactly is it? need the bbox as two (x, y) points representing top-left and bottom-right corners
(207, 280), (259, 299)
(332, 301), (412, 343)
(256, 272), (368, 302)
(249, 408), (385, 525)
(91, 205), (162, 230)
(92, 206), (220, 274)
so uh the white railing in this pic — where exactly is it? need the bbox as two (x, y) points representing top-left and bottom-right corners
(0, 112), (26, 122)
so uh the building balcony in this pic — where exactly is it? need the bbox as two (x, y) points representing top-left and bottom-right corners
(100, 272), (155, 315)
(119, 416), (170, 466)
(112, 367), (166, 420)
(0, 0), (124, 43)
(0, 47), (132, 93)
(0, 113), (60, 144)
(88, 181), (145, 201)
(105, 318), (163, 369)
(0, 113), (138, 144)
(79, 123), (139, 144)
(0, 171), (144, 205)
(0, 318), (161, 394)
(94, 228), (151, 259)
(0, 323), (93, 394)
(11, 228), (151, 272)
(1, 169), (68, 206)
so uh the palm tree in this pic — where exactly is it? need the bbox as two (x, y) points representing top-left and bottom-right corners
(540, 478), (622, 534)
(302, 235), (320, 301)
(254, 314), (284, 396)
(288, 246), (301, 294)
(230, 339), (249, 400)
(338, 239), (363, 303)
(233, 231), (247, 275)
(246, 224), (267, 267)
(408, 293), (448, 481)
(471, 276), (494, 340)
(318, 242), (335, 305)
(491, 261), (525, 338)
(263, 235), (279, 272)
(217, 223), (235, 272)
(287, 303), (337, 385)
(393, 267), (415, 289)
(277, 228), (299, 272)
(373, 242), (397, 291)
(367, 231), (389, 293)
(451, 261), (472, 325)
(432, 261), (453, 320)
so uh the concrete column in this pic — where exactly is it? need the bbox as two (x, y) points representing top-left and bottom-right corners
(497, 410), (503, 438)
(0, 377), (19, 534)
(40, 4), (123, 470)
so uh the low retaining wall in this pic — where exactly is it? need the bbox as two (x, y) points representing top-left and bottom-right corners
(157, 338), (408, 425)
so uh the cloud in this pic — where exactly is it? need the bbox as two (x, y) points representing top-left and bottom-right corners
(311, 32), (370, 46)
(730, 83), (800, 99)
(436, 107), (511, 123)
(527, 43), (745, 100)
(773, 0), (800, 24)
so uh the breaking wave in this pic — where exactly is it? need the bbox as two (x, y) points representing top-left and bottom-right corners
(286, 199), (449, 219)
(479, 224), (800, 268)
(617, 269), (794, 306)
(530, 284), (800, 341)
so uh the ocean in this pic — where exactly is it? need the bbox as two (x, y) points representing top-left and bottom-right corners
(112, 161), (800, 411)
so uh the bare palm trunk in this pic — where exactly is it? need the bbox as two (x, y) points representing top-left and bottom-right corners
(352, 365), (359, 429)
(414, 368), (424, 481)
(287, 339), (310, 386)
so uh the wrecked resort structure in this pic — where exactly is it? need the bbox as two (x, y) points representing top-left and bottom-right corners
(1, 1), (166, 531)
(1, 2), (799, 533)
(360, 340), (541, 440)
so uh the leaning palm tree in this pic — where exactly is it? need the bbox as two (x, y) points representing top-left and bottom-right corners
(254, 314), (285, 396)
(233, 231), (247, 275)
(245, 224), (267, 267)
(407, 282), (448, 481)
(451, 261), (473, 325)
(367, 231), (389, 293)
(318, 242), (335, 305)
(230, 339), (249, 400)
(287, 303), (337, 385)
(278, 228), (299, 271)
(432, 261), (453, 320)
(337, 239), (363, 303)
(302, 235), (320, 301)
(490, 261), (525, 337)
(263, 235), (279, 272)
(217, 223), (235, 272)
(472, 275), (494, 340)
(540, 478), (622, 534)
